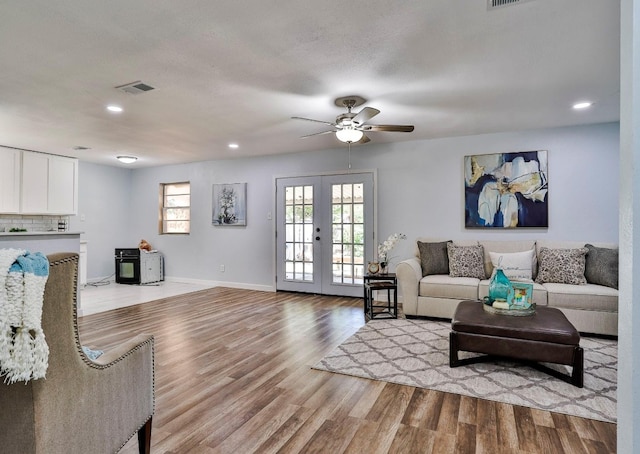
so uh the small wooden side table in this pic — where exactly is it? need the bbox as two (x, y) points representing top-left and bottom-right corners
(363, 273), (398, 320)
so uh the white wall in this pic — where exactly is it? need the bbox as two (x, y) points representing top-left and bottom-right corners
(375, 122), (619, 261)
(78, 122), (620, 286)
(618, 0), (639, 450)
(127, 151), (355, 289)
(68, 162), (132, 280)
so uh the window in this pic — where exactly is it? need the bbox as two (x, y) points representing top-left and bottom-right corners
(160, 182), (190, 234)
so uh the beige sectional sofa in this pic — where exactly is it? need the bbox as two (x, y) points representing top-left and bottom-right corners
(396, 238), (619, 336)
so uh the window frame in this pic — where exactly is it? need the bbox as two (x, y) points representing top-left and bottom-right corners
(159, 181), (191, 234)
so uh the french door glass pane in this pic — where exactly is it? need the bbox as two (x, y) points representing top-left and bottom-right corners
(284, 184), (314, 282)
(332, 183), (365, 285)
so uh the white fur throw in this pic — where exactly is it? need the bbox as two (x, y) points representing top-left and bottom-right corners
(0, 248), (50, 384)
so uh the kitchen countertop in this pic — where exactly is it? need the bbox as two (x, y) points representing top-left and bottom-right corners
(0, 231), (83, 236)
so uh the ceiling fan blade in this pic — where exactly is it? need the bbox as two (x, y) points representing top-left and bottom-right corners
(300, 130), (335, 139)
(352, 107), (380, 126)
(358, 134), (371, 144)
(291, 116), (337, 127)
(362, 124), (415, 132)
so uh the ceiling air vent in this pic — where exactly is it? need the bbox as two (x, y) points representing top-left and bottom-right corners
(115, 80), (155, 95)
(488, 0), (535, 9)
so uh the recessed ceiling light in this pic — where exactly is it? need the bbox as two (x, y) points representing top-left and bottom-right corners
(228, 143), (239, 149)
(107, 105), (123, 113)
(572, 101), (593, 110)
(116, 155), (137, 164)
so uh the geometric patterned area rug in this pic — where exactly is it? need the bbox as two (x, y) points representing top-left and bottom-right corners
(313, 318), (617, 423)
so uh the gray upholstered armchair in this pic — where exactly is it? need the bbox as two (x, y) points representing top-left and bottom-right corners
(0, 252), (155, 454)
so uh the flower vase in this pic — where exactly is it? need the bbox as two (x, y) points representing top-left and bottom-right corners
(488, 268), (511, 305)
(380, 262), (388, 274)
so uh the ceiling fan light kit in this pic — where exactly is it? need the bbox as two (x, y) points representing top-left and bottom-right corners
(293, 96), (414, 145)
(336, 127), (364, 143)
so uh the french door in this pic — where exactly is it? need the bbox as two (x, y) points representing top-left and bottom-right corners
(276, 172), (375, 297)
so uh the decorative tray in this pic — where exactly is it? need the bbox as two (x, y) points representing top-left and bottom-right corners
(482, 303), (536, 316)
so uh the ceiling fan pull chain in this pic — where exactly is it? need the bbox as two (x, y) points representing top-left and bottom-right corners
(348, 142), (352, 170)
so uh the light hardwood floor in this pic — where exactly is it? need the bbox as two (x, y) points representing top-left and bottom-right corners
(80, 280), (215, 315)
(78, 288), (616, 454)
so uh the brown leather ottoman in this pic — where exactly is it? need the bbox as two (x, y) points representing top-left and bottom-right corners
(450, 300), (584, 387)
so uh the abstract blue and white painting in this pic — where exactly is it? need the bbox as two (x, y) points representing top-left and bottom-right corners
(464, 150), (548, 228)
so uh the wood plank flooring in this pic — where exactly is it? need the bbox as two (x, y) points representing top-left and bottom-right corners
(80, 280), (215, 316)
(77, 288), (617, 454)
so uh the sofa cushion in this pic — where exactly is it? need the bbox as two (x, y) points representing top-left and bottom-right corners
(584, 244), (619, 289)
(419, 275), (480, 300)
(489, 248), (535, 282)
(447, 243), (486, 279)
(543, 283), (618, 312)
(535, 247), (588, 285)
(417, 240), (452, 276)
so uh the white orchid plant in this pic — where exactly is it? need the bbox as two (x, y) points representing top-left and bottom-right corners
(377, 233), (406, 265)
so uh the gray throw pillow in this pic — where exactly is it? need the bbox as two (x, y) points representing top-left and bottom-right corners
(418, 240), (452, 276)
(447, 243), (486, 279)
(584, 244), (619, 289)
(535, 247), (588, 285)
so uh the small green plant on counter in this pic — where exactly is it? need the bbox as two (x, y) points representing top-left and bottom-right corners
(9, 228), (27, 232)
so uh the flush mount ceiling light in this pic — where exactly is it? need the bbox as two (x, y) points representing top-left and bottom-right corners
(116, 155), (137, 164)
(572, 101), (593, 110)
(335, 126), (364, 143)
(107, 105), (123, 113)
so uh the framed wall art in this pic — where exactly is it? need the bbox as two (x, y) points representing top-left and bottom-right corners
(464, 150), (548, 228)
(212, 183), (247, 226)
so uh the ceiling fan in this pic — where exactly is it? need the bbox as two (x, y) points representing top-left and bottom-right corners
(292, 96), (414, 144)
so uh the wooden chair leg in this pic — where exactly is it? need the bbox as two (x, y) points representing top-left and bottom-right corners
(138, 417), (152, 454)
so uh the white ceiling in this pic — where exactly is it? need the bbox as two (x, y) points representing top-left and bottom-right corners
(0, 0), (620, 168)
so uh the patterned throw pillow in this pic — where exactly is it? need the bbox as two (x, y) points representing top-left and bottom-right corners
(489, 249), (535, 282)
(418, 240), (452, 276)
(535, 247), (588, 285)
(584, 244), (619, 289)
(447, 243), (486, 279)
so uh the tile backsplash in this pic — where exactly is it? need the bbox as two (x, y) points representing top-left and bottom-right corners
(0, 215), (70, 232)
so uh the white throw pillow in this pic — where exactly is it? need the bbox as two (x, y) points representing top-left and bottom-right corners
(489, 249), (535, 281)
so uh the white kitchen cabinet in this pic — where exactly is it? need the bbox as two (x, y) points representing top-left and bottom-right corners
(0, 148), (21, 213)
(20, 152), (49, 213)
(48, 155), (78, 214)
(20, 152), (78, 215)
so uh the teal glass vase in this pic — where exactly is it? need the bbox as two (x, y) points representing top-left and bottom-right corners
(489, 268), (512, 304)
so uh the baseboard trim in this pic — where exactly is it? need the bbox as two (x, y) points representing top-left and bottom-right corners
(164, 276), (275, 293)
